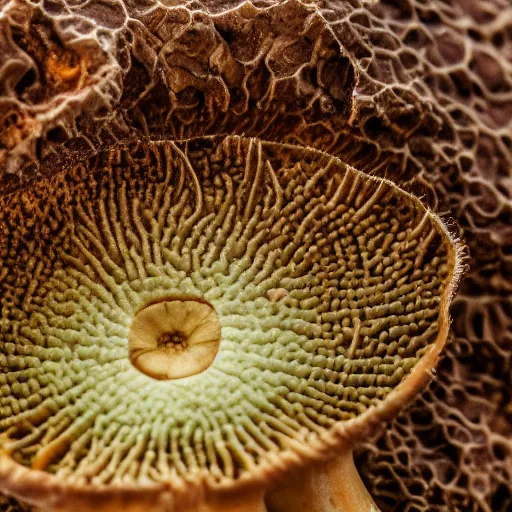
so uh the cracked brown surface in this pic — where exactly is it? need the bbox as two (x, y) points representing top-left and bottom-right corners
(314, 1), (512, 510)
(0, 0), (511, 510)
(0, 0), (355, 190)
(315, 0), (512, 510)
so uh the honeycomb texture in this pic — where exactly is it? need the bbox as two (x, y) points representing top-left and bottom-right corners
(0, 0), (510, 508)
(312, 0), (512, 510)
(0, 136), (455, 488)
(0, 0), (355, 191)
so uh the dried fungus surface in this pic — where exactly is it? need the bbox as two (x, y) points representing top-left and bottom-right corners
(0, 0), (355, 192)
(0, 0), (126, 182)
(0, 137), (457, 494)
(311, 0), (512, 510)
(355, 335), (512, 512)
(0, 0), (511, 509)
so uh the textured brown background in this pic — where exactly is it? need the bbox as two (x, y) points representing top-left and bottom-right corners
(0, 0), (510, 510)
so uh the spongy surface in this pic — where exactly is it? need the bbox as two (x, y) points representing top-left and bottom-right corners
(1, 0), (511, 509)
(313, 0), (512, 510)
(0, 136), (453, 486)
(0, 0), (354, 191)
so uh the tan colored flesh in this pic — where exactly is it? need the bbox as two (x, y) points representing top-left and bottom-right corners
(128, 299), (221, 380)
(200, 489), (267, 512)
(32, 486), (267, 512)
(31, 433), (73, 471)
(266, 449), (380, 512)
(0, 135), (464, 510)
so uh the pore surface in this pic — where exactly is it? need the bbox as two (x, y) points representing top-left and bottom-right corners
(0, 136), (454, 487)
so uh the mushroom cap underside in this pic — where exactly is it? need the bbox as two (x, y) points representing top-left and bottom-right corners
(0, 135), (463, 508)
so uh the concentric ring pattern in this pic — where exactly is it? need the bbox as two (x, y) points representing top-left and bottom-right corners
(0, 136), (452, 486)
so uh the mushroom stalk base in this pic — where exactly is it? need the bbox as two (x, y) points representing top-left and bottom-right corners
(33, 489), (268, 512)
(201, 490), (267, 512)
(266, 449), (381, 512)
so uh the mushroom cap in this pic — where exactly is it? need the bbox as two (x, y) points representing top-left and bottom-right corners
(0, 135), (463, 509)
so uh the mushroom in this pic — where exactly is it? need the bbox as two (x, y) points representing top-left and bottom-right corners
(1, 0), (510, 507)
(0, 135), (463, 511)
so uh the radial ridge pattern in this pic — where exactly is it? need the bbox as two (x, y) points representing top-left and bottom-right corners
(0, 136), (455, 487)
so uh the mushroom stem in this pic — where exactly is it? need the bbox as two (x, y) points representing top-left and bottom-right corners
(33, 489), (268, 512)
(265, 449), (380, 512)
(202, 489), (268, 512)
